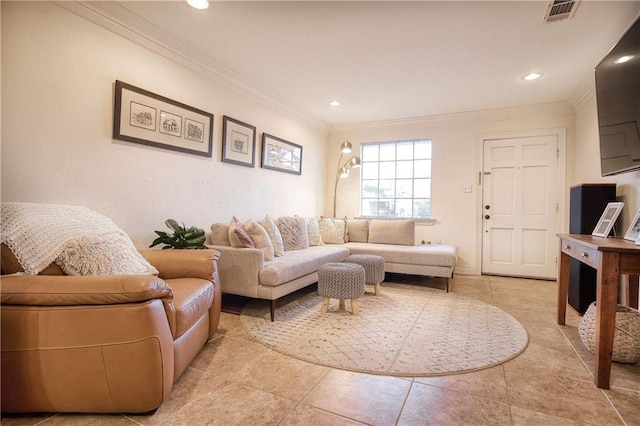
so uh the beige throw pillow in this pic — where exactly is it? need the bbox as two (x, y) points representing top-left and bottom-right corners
(306, 217), (324, 246)
(319, 218), (346, 244)
(277, 216), (309, 251)
(245, 221), (274, 261)
(261, 215), (285, 256)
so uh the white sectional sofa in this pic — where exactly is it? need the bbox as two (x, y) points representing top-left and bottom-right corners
(207, 216), (457, 321)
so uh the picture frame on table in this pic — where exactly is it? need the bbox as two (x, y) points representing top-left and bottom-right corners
(625, 209), (640, 241)
(261, 133), (303, 175)
(221, 116), (256, 168)
(592, 201), (625, 237)
(113, 80), (213, 157)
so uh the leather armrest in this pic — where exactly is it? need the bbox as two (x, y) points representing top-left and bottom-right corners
(0, 275), (172, 306)
(140, 249), (220, 281)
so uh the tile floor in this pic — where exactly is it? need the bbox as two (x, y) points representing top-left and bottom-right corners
(2, 274), (639, 425)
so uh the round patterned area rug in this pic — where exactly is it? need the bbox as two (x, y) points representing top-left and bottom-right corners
(240, 284), (529, 376)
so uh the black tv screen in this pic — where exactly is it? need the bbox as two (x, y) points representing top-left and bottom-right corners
(595, 15), (640, 176)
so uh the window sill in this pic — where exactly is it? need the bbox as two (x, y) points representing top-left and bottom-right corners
(355, 217), (436, 226)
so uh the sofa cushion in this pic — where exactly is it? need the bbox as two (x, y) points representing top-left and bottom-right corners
(210, 223), (231, 246)
(347, 219), (369, 243)
(260, 245), (350, 287)
(261, 215), (284, 257)
(306, 217), (324, 246)
(229, 217), (255, 248)
(346, 242), (457, 267)
(166, 278), (214, 339)
(277, 216), (309, 251)
(368, 219), (415, 246)
(319, 218), (346, 244)
(245, 221), (274, 261)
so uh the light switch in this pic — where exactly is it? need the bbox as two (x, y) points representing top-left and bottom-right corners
(462, 185), (473, 193)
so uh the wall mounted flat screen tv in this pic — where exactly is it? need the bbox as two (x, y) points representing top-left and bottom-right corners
(595, 15), (640, 176)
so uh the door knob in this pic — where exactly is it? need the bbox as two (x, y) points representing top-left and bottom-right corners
(484, 214), (490, 219)
(485, 205), (490, 210)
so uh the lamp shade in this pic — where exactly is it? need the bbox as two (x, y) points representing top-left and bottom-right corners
(340, 141), (353, 154)
(349, 156), (361, 168)
(339, 166), (350, 178)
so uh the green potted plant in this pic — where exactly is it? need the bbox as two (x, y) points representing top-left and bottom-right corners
(150, 219), (207, 249)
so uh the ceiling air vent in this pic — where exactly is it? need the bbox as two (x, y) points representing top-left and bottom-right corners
(543, 0), (580, 23)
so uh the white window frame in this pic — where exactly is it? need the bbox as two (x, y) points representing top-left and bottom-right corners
(359, 139), (432, 220)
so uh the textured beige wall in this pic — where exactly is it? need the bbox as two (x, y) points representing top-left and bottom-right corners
(1, 2), (329, 247)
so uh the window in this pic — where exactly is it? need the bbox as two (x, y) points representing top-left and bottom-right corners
(360, 139), (432, 218)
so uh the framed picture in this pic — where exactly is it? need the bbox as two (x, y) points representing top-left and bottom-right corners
(113, 80), (213, 157)
(624, 209), (640, 241)
(592, 201), (625, 237)
(261, 133), (302, 175)
(222, 116), (256, 168)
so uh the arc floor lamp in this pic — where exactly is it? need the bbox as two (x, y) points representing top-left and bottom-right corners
(333, 141), (361, 217)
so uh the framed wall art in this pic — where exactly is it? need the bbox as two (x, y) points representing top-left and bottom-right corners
(624, 209), (640, 241)
(113, 80), (213, 157)
(222, 116), (256, 168)
(261, 133), (302, 175)
(592, 201), (625, 237)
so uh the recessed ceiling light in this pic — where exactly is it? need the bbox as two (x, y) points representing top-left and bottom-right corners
(614, 55), (634, 64)
(522, 72), (543, 81)
(187, 0), (209, 10)
(329, 100), (341, 107)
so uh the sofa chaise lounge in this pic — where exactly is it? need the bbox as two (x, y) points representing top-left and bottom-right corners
(208, 217), (457, 321)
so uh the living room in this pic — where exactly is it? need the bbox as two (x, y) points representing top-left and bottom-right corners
(2, 1), (640, 424)
(2, 1), (640, 274)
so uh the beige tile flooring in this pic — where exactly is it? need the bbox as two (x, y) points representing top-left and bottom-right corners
(2, 274), (639, 425)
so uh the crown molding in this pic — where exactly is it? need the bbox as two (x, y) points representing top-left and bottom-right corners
(330, 102), (574, 132)
(54, 1), (329, 130)
(568, 72), (596, 113)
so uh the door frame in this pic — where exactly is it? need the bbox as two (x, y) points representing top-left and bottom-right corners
(475, 128), (567, 277)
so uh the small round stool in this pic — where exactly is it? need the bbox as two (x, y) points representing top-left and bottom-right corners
(318, 262), (365, 315)
(346, 254), (385, 296)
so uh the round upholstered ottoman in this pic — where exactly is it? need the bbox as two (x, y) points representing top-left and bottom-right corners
(578, 302), (640, 363)
(318, 262), (365, 315)
(346, 254), (385, 296)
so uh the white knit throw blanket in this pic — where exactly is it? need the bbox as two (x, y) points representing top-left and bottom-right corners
(1, 202), (157, 276)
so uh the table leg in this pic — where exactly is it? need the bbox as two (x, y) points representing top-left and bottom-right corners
(594, 252), (620, 389)
(557, 250), (570, 325)
(628, 275), (639, 310)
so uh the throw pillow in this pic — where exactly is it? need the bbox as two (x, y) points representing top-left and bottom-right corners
(57, 229), (159, 276)
(245, 221), (274, 261)
(347, 219), (369, 243)
(277, 216), (309, 251)
(368, 219), (415, 245)
(210, 223), (231, 246)
(319, 217), (346, 244)
(306, 217), (324, 246)
(261, 214), (285, 256)
(229, 216), (255, 248)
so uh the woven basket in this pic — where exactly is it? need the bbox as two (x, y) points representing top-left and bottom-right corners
(578, 302), (640, 364)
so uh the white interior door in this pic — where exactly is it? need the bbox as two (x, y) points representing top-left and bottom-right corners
(481, 135), (558, 279)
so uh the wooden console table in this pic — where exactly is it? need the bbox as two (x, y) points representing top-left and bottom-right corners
(557, 234), (640, 389)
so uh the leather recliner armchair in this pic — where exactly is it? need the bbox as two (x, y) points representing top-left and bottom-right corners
(0, 246), (221, 414)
